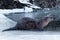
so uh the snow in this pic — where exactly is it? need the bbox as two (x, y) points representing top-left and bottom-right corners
(0, 31), (60, 40)
(19, 0), (31, 4)
(19, 0), (41, 9)
(0, 14), (16, 31)
(0, 33), (60, 40)
(0, 9), (24, 14)
(29, 4), (41, 9)
(0, 0), (42, 15)
(24, 7), (33, 12)
(0, 8), (33, 15)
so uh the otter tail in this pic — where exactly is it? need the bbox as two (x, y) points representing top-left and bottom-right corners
(2, 27), (16, 32)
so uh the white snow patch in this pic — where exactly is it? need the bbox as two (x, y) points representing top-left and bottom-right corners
(0, 14), (16, 31)
(30, 5), (41, 9)
(0, 31), (60, 40)
(0, 9), (24, 14)
(19, 0), (31, 4)
(24, 7), (33, 12)
(0, 8), (33, 14)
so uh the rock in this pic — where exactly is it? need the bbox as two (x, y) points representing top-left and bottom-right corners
(33, 0), (57, 8)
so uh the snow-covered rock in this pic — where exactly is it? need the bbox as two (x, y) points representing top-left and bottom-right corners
(28, 4), (41, 9)
(19, 0), (41, 9)
(19, 0), (31, 4)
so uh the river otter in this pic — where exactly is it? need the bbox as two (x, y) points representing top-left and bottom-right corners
(2, 15), (53, 32)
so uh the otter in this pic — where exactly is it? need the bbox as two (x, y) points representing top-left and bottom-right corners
(2, 15), (53, 32)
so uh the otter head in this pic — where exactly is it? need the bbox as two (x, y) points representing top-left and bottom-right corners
(44, 16), (53, 22)
(41, 14), (53, 29)
(44, 14), (53, 22)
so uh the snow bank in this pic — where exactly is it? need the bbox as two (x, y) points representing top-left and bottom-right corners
(19, 0), (41, 9)
(0, 8), (33, 14)
(0, 35), (60, 40)
(0, 31), (60, 40)
(0, 9), (24, 14)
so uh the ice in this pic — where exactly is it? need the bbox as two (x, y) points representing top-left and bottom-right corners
(25, 12), (33, 18)
(0, 14), (16, 31)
